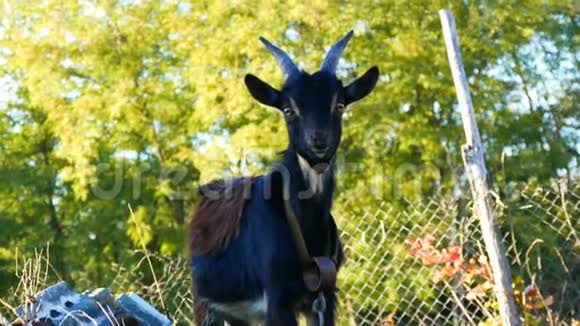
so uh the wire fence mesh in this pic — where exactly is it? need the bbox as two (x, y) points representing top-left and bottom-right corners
(2, 180), (578, 325)
(109, 179), (577, 325)
(335, 180), (578, 325)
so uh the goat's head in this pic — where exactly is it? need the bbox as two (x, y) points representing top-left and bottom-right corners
(245, 31), (379, 168)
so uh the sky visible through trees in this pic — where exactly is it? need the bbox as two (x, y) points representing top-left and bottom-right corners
(0, 0), (577, 309)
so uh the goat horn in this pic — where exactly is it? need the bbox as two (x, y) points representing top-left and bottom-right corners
(260, 36), (300, 80)
(320, 30), (354, 74)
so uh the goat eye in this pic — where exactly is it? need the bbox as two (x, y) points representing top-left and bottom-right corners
(336, 103), (346, 113)
(282, 107), (295, 117)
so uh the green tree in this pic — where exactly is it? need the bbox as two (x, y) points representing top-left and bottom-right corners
(0, 0), (577, 319)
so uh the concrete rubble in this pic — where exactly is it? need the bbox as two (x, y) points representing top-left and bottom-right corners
(10, 282), (172, 326)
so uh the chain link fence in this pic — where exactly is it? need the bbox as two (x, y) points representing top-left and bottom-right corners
(108, 179), (577, 325)
(335, 180), (578, 325)
(3, 180), (577, 325)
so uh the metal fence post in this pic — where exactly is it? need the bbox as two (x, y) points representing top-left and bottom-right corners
(438, 9), (522, 326)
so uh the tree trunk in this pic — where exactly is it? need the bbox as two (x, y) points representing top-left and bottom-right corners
(40, 138), (68, 280)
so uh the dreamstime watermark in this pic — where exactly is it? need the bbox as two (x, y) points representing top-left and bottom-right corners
(89, 152), (472, 203)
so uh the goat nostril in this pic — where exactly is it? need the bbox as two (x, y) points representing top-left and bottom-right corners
(312, 141), (328, 151)
(309, 131), (328, 152)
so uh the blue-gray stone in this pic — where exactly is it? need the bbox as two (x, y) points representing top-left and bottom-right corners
(86, 288), (115, 307)
(15, 281), (81, 321)
(117, 293), (172, 326)
(13, 282), (171, 326)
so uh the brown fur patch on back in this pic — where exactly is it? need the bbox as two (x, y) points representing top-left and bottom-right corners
(188, 177), (254, 255)
(191, 279), (208, 325)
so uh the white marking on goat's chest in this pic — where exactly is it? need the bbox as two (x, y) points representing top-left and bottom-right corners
(208, 294), (267, 323)
(298, 155), (325, 195)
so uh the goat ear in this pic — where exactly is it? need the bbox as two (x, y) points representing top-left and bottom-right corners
(244, 74), (281, 108)
(344, 66), (379, 105)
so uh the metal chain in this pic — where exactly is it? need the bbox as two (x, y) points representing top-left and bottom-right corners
(312, 292), (326, 326)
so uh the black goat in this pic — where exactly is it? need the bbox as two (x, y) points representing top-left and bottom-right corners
(189, 31), (379, 325)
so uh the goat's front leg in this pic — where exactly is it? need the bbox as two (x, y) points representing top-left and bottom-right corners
(266, 289), (298, 326)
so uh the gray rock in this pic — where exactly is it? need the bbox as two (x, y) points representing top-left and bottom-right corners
(15, 281), (81, 323)
(85, 288), (115, 307)
(117, 293), (172, 326)
(13, 282), (171, 326)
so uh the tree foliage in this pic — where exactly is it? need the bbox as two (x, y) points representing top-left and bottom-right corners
(0, 0), (577, 308)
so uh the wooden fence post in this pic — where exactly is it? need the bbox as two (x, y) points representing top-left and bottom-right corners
(439, 9), (522, 326)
